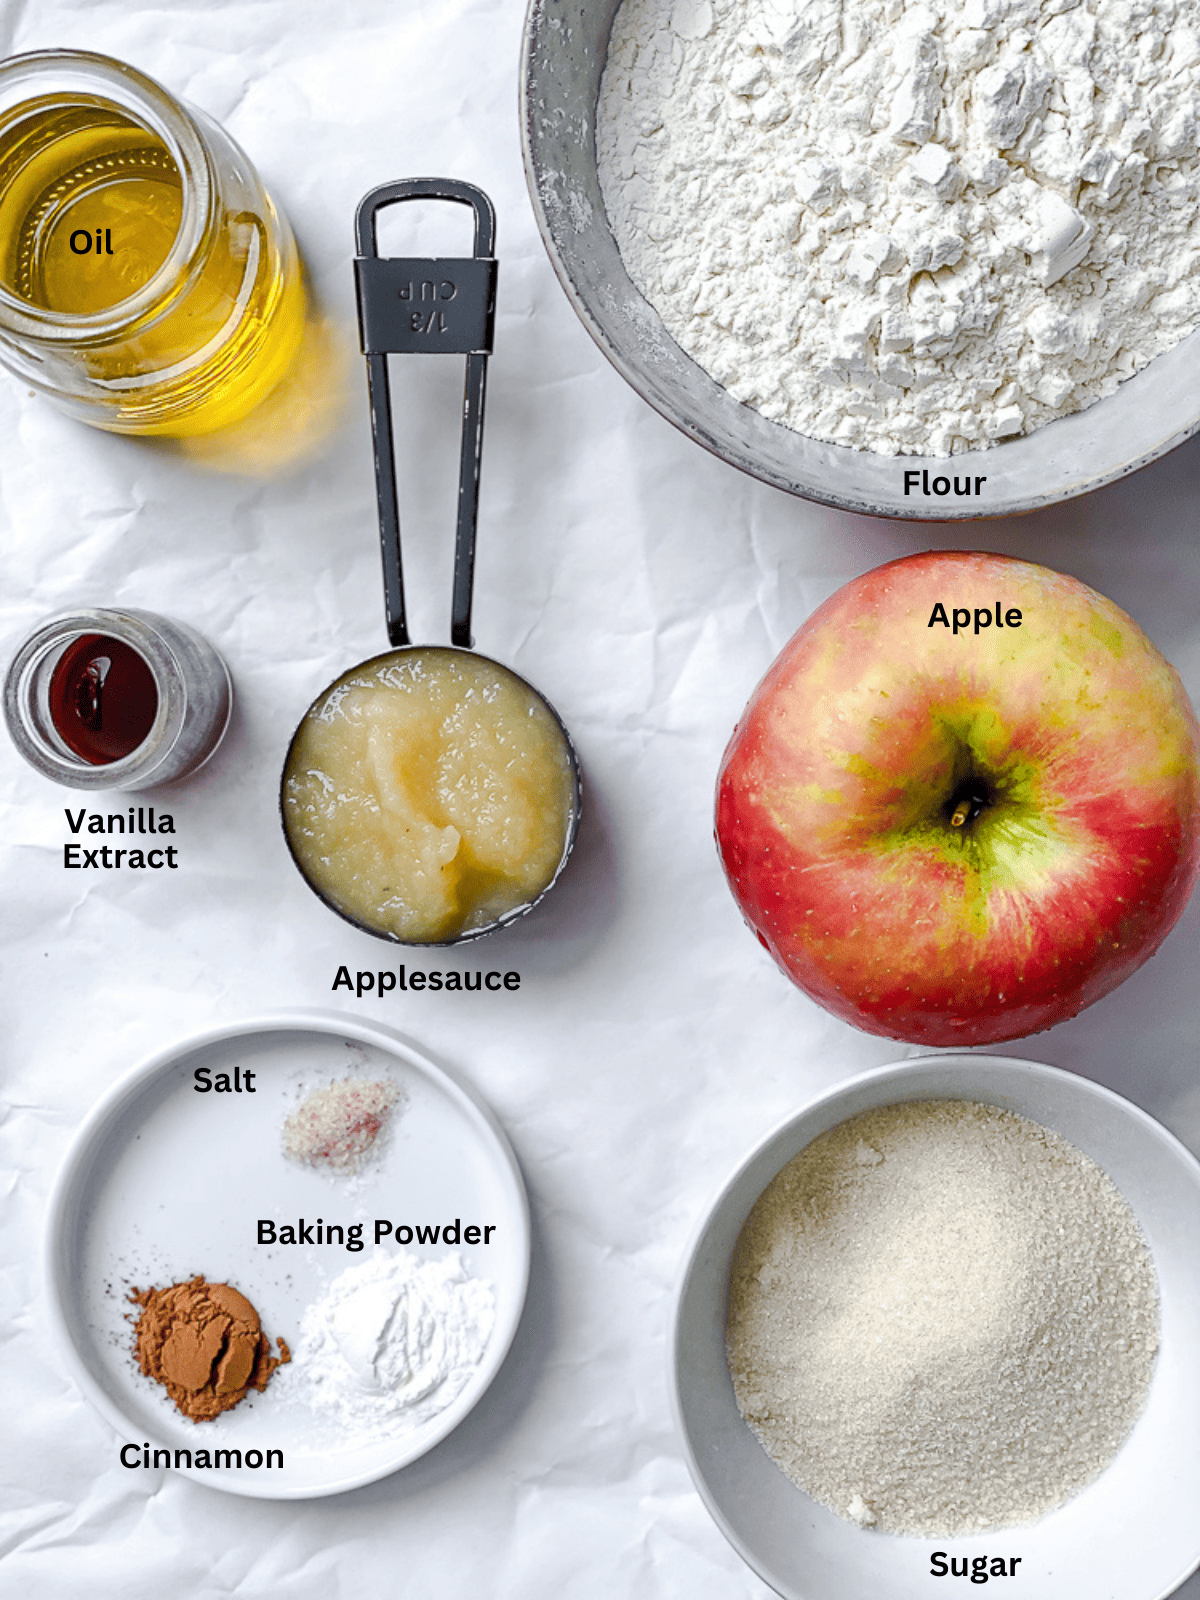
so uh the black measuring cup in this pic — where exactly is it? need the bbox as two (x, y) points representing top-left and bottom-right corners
(281, 179), (581, 945)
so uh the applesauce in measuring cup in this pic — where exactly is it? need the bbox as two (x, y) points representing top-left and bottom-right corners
(283, 648), (577, 944)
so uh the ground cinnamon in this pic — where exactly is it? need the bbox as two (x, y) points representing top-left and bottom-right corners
(131, 1276), (289, 1422)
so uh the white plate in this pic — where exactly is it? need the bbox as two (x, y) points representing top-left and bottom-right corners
(672, 1055), (1200, 1600)
(45, 1010), (530, 1499)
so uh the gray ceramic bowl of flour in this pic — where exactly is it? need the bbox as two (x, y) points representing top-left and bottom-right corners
(521, 0), (1200, 521)
(671, 1055), (1200, 1600)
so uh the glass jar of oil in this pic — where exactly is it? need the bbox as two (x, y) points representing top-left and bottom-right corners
(0, 50), (306, 435)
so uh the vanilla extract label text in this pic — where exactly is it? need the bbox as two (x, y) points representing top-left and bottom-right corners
(62, 806), (179, 870)
(928, 603), (1023, 635)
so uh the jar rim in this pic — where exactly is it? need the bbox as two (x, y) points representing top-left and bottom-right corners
(0, 49), (215, 340)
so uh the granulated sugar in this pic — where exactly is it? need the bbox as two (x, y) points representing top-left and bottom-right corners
(597, 0), (1200, 455)
(726, 1100), (1159, 1535)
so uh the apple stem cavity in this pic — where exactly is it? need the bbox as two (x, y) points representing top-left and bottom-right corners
(947, 780), (991, 829)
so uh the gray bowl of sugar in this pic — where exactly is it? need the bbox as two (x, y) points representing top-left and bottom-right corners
(521, 0), (1200, 521)
(671, 1055), (1200, 1600)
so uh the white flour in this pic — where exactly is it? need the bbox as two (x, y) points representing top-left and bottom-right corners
(597, 0), (1200, 455)
(284, 1250), (495, 1438)
(726, 1102), (1159, 1535)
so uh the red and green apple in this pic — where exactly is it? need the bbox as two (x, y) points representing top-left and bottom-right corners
(716, 551), (1200, 1046)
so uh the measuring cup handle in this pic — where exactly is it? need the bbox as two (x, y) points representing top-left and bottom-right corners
(355, 178), (495, 259)
(354, 180), (498, 650)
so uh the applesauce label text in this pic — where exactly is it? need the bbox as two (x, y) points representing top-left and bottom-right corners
(928, 603), (1022, 635)
(62, 806), (179, 870)
(332, 964), (520, 996)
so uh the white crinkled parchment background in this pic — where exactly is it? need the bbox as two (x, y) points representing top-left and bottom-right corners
(1, 0), (1199, 1595)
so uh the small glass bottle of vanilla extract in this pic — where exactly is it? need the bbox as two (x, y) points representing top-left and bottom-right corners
(4, 608), (231, 789)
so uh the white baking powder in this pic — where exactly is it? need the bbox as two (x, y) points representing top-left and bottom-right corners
(726, 1101), (1159, 1535)
(597, 0), (1200, 455)
(284, 1250), (495, 1437)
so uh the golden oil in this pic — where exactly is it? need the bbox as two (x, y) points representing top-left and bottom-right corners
(2, 101), (184, 313)
(0, 57), (306, 437)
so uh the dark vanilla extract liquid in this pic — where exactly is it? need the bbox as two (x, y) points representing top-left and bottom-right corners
(48, 633), (158, 763)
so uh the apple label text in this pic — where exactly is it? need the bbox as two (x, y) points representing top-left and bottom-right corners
(903, 470), (987, 497)
(928, 603), (1023, 635)
(930, 1551), (1022, 1581)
